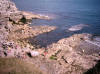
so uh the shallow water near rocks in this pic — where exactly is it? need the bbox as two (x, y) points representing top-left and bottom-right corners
(13, 0), (100, 47)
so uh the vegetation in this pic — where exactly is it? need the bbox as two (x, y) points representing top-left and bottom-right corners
(0, 58), (43, 74)
(50, 55), (57, 60)
(19, 16), (27, 24)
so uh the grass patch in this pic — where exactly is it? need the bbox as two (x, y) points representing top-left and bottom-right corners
(50, 55), (57, 60)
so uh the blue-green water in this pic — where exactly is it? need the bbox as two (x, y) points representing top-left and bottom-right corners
(13, 0), (100, 47)
(13, 0), (100, 34)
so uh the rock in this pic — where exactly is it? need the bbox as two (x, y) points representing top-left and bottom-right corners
(43, 34), (100, 74)
(5, 49), (15, 57)
(29, 51), (39, 57)
(0, 0), (18, 14)
(93, 36), (100, 42)
(26, 44), (30, 48)
(22, 11), (51, 20)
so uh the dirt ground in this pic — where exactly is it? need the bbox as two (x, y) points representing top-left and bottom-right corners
(0, 58), (45, 74)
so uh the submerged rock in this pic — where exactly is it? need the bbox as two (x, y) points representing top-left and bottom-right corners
(68, 24), (88, 31)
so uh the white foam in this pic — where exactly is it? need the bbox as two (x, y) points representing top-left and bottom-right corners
(38, 13), (57, 19)
(68, 24), (88, 31)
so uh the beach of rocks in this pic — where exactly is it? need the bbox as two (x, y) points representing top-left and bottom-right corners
(0, 0), (100, 74)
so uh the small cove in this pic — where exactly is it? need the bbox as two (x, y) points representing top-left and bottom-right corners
(13, 0), (100, 47)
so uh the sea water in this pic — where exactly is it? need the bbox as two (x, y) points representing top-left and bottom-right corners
(13, 0), (100, 47)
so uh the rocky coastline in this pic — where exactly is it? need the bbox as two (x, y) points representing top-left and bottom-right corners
(0, 0), (100, 74)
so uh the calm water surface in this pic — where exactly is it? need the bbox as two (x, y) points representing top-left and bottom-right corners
(13, 0), (100, 34)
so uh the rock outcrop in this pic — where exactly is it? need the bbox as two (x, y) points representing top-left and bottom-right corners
(45, 34), (100, 74)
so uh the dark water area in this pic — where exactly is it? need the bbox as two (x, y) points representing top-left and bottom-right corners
(13, 0), (100, 47)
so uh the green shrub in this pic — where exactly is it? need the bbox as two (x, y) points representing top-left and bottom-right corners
(20, 16), (27, 24)
(50, 55), (57, 60)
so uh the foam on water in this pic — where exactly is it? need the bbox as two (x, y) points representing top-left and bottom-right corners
(68, 24), (89, 31)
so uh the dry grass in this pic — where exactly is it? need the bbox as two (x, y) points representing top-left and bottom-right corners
(0, 58), (44, 74)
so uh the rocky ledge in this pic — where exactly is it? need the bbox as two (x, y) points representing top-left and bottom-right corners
(0, 0), (100, 74)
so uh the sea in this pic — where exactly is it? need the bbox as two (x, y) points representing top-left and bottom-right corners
(13, 0), (100, 47)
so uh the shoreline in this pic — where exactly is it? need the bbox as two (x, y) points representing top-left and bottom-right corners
(0, 0), (100, 74)
(22, 11), (52, 20)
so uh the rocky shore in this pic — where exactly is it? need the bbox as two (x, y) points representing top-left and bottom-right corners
(0, 0), (100, 74)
